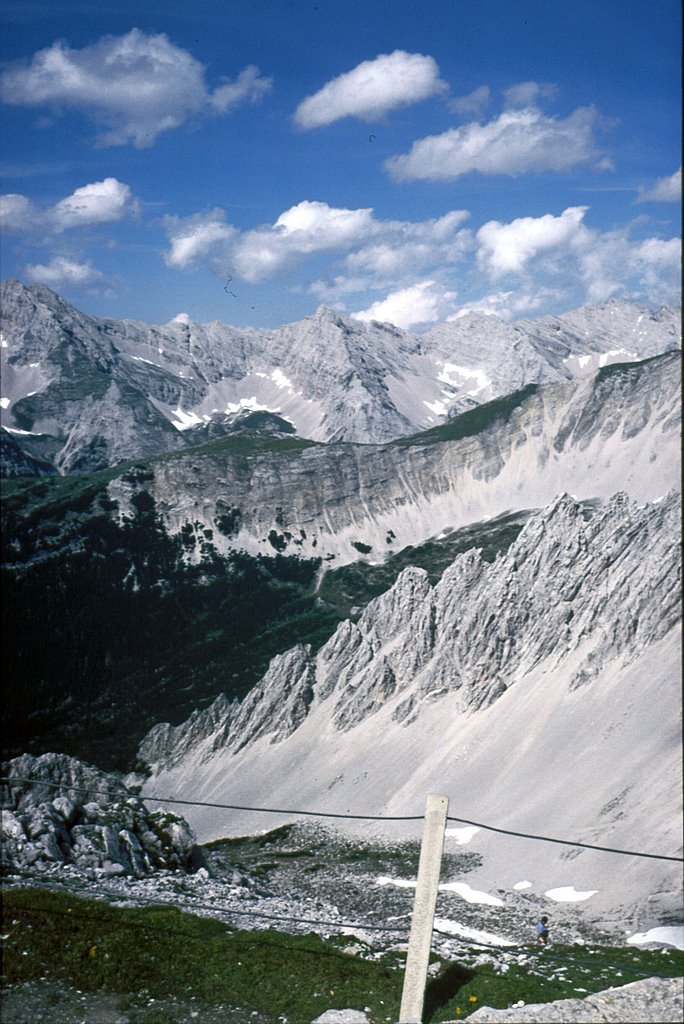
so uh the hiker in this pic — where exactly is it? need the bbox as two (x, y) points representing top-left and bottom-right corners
(536, 916), (549, 945)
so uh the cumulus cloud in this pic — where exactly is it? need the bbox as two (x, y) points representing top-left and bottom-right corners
(476, 206), (589, 278)
(25, 256), (105, 286)
(635, 167), (682, 203)
(472, 205), (680, 309)
(385, 105), (606, 181)
(503, 80), (557, 108)
(208, 64), (273, 113)
(293, 50), (447, 129)
(0, 193), (37, 231)
(160, 196), (680, 317)
(447, 287), (565, 322)
(232, 201), (377, 281)
(0, 29), (271, 147)
(1, 178), (138, 233)
(340, 209), (471, 279)
(162, 209), (237, 271)
(52, 178), (139, 230)
(352, 280), (457, 329)
(577, 231), (681, 305)
(449, 85), (490, 118)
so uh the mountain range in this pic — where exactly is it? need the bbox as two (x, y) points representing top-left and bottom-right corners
(1, 278), (680, 472)
(1, 282), (681, 933)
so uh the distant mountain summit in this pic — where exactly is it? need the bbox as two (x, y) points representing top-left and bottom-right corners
(1, 279), (680, 474)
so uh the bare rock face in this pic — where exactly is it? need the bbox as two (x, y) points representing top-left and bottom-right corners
(110, 351), (680, 568)
(468, 976), (684, 1022)
(1, 753), (200, 876)
(1, 279), (679, 472)
(139, 490), (680, 770)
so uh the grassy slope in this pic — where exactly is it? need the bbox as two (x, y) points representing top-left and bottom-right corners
(2, 886), (681, 1023)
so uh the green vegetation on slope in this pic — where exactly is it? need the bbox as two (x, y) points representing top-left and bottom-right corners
(1, 476), (331, 771)
(390, 384), (539, 448)
(318, 509), (529, 618)
(2, 886), (681, 1024)
(1, 887), (404, 1023)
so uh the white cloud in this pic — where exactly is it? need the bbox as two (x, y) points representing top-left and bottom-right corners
(208, 64), (272, 113)
(162, 209), (237, 270)
(231, 201), (377, 281)
(1, 178), (138, 234)
(25, 256), (105, 286)
(578, 232), (681, 305)
(476, 206), (589, 278)
(448, 287), (565, 322)
(385, 105), (606, 182)
(0, 29), (271, 147)
(293, 50), (447, 129)
(473, 205), (680, 309)
(344, 209), (471, 278)
(0, 193), (37, 231)
(449, 85), (490, 118)
(160, 197), (680, 317)
(352, 280), (457, 329)
(52, 178), (139, 230)
(635, 167), (682, 203)
(503, 80), (557, 108)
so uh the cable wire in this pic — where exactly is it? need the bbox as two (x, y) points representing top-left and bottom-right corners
(4, 775), (682, 863)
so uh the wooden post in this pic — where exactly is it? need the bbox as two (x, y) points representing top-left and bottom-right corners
(399, 793), (449, 1024)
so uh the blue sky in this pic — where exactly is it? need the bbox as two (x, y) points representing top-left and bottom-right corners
(1, 0), (681, 329)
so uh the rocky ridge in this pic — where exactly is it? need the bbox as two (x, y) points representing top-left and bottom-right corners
(1, 753), (201, 877)
(105, 352), (680, 569)
(467, 976), (684, 1023)
(1, 279), (680, 472)
(139, 491), (681, 770)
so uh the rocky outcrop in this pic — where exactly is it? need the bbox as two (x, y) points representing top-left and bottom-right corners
(468, 976), (684, 1022)
(107, 351), (680, 568)
(139, 490), (681, 769)
(1, 753), (201, 877)
(1, 279), (679, 472)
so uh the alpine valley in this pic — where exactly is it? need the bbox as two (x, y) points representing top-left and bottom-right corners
(1, 280), (682, 954)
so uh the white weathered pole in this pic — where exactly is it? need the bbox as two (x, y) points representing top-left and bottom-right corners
(399, 793), (450, 1024)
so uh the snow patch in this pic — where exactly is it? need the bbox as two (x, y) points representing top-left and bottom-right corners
(3, 425), (40, 436)
(438, 362), (491, 394)
(439, 881), (504, 906)
(132, 356), (163, 368)
(545, 886), (598, 902)
(424, 399), (448, 416)
(271, 369), (293, 389)
(445, 826), (481, 845)
(376, 876), (503, 906)
(1, 397), (10, 408)
(599, 348), (637, 367)
(434, 917), (515, 947)
(170, 406), (204, 430)
(627, 926), (684, 950)
(513, 880), (532, 891)
(223, 396), (272, 415)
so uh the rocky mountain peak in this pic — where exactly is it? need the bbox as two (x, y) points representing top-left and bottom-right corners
(2, 282), (679, 473)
